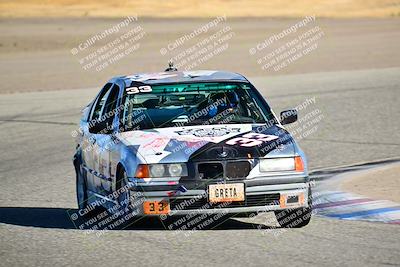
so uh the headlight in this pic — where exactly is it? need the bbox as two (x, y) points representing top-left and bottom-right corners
(259, 156), (304, 172)
(168, 163), (183, 176)
(150, 164), (165, 177)
(135, 163), (188, 178)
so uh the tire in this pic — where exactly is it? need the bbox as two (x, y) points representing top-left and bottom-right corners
(116, 167), (130, 212)
(76, 162), (103, 218)
(274, 207), (312, 228)
(76, 163), (89, 210)
(113, 167), (139, 228)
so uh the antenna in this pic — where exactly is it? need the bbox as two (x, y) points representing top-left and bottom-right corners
(165, 61), (178, 72)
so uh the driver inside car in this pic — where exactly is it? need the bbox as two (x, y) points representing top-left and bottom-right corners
(206, 91), (241, 118)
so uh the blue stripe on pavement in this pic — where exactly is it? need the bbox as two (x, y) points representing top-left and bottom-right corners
(326, 206), (400, 219)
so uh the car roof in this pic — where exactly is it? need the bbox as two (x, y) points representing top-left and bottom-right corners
(109, 70), (249, 87)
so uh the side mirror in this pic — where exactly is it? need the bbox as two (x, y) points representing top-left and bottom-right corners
(89, 120), (112, 134)
(280, 109), (298, 125)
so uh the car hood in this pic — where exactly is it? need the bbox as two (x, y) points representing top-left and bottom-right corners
(117, 124), (295, 164)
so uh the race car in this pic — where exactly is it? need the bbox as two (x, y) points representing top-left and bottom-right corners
(73, 68), (312, 228)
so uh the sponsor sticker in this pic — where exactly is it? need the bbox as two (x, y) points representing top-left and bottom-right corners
(126, 85), (152, 94)
(226, 132), (279, 147)
(176, 127), (240, 137)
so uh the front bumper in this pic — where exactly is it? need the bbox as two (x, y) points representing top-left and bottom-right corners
(127, 174), (311, 216)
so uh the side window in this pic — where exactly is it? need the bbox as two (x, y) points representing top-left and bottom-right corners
(92, 84), (120, 127)
(90, 83), (112, 121)
(102, 85), (120, 119)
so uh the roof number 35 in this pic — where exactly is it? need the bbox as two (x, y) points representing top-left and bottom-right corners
(126, 85), (152, 95)
(226, 133), (279, 147)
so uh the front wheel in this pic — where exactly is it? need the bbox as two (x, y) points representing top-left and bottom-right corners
(116, 168), (131, 212)
(76, 163), (89, 210)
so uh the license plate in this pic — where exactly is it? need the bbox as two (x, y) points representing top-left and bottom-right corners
(208, 183), (245, 203)
(143, 200), (170, 215)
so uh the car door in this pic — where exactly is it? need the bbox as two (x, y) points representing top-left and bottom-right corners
(82, 83), (113, 195)
(91, 83), (120, 196)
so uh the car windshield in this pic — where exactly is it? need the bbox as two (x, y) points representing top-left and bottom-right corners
(121, 82), (276, 131)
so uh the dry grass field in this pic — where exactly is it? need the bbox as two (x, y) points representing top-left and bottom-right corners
(1, 0), (400, 18)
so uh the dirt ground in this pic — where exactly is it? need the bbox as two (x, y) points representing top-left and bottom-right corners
(1, 0), (400, 18)
(341, 163), (400, 203)
(0, 17), (399, 94)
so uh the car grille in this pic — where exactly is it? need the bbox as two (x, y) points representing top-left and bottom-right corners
(198, 163), (224, 179)
(197, 160), (251, 180)
(170, 193), (280, 211)
(226, 161), (251, 179)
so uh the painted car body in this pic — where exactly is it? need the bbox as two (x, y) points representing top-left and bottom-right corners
(73, 70), (311, 220)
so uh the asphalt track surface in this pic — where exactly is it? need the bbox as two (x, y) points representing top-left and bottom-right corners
(0, 67), (399, 266)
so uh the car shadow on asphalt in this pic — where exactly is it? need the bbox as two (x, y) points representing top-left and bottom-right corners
(0, 207), (278, 231)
